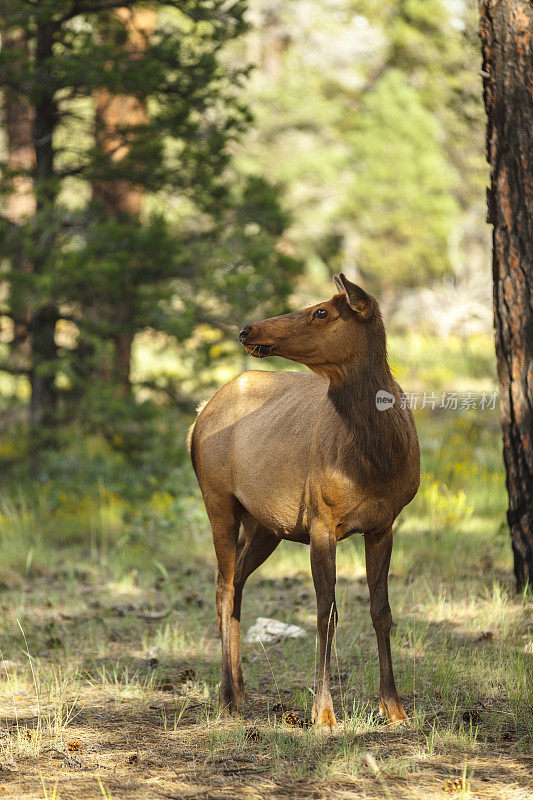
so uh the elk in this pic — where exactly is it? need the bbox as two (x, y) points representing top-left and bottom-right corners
(188, 274), (420, 728)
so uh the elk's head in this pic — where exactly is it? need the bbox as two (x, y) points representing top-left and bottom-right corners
(239, 274), (386, 383)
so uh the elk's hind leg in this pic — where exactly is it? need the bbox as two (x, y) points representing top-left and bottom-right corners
(231, 518), (279, 702)
(206, 495), (242, 715)
(364, 526), (407, 723)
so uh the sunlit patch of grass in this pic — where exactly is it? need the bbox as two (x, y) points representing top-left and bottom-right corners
(259, 725), (326, 781)
(89, 663), (159, 703)
(142, 621), (216, 663)
(206, 719), (248, 750)
(428, 719), (481, 753)
(0, 493), (47, 576)
(342, 700), (383, 733)
(388, 332), (497, 392)
(107, 570), (143, 597)
(38, 774), (62, 800)
(337, 542), (366, 580)
(38, 667), (82, 748)
(415, 477), (474, 527)
(158, 697), (192, 732)
(0, 660), (82, 759)
(317, 745), (365, 781)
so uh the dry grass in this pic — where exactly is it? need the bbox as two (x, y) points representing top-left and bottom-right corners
(0, 534), (531, 800)
(0, 406), (531, 799)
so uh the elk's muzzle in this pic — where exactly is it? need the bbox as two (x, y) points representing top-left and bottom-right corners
(239, 325), (252, 343)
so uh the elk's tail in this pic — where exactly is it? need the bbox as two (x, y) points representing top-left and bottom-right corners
(186, 399), (209, 474)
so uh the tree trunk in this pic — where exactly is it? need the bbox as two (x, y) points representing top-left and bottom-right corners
(479, 0), (533, 591)
(93, 7), (156, 394)
(262, 6), (284, 80)
(3, 27), (35, 371)
(4, 30), (35, 223)
(31, 17), (59, 446)
(3, 20), (59, 451)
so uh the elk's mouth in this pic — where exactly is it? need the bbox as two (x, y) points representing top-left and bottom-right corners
(245, 344), (272, 358)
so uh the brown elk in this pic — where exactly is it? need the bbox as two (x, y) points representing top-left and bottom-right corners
(188, 274), (420, 728)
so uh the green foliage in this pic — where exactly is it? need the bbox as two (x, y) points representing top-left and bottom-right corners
(0, 0), (489, 464)
(237, 0), (487, 293)
(0, 0), (298, 444)
(344, 69), (459, 287)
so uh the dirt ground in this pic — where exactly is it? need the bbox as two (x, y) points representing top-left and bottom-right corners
(0, 551), (531, 800)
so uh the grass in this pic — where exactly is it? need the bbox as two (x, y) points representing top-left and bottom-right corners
(0, 335), (531, 798)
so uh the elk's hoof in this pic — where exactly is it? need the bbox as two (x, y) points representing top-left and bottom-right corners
(312, 705), (337, 731)
(379, 697), (409, 725)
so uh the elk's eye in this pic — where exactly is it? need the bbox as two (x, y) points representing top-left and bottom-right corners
(314, 308), (327, 319)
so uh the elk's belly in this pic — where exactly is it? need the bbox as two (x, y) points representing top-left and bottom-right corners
(235, 482), (395, 543)
(233, 449), (396, 541)
(232, 435), (398, 541)
(335, 500), (396, 539)
(234, 469), (311, 542)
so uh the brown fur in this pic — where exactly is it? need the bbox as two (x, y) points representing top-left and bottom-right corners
(190, 274), (420, 727)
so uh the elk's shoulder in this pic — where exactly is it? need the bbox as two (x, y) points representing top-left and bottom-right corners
(227, 369), (320, 396)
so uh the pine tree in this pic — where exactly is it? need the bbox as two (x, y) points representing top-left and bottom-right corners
(480, 0), (533, 590)
(343, 68), (459, 293)
(0, 1), (297, 451)
(237, 0), (486, 296)
(1, 21), (35, 389)
(91, 6), (157, 392)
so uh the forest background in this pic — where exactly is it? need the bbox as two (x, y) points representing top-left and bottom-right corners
(0, 2), (530, 799)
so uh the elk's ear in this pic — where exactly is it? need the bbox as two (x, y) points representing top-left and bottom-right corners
(333, 273), (373, 320)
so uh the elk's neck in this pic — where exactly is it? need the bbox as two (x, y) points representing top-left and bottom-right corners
(326, 361), (409, 479)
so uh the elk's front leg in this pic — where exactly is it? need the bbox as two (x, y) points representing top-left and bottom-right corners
(364, 526), (407, 723)
(310, 524), (338, 730)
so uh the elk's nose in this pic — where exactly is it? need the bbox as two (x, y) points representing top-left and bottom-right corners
(239, 325), (252, 343)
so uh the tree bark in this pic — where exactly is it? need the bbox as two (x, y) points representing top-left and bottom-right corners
(31, 17), (59, 444)
(93, 6), (156, 393)
(479, 0), (533, 590)
(4, 30), (35, 223)
(3, 26), (35, 371)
